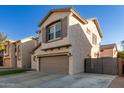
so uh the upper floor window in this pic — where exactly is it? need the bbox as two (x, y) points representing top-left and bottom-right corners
(92, 33), (97, 45)
(86, 28), (91, 35)
(46, 21), (62, 41)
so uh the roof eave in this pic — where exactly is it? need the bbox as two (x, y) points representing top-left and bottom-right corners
(38, 8), (88, 27)
(93, 18), (103, 38)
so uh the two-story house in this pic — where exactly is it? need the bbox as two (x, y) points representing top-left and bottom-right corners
(3, 37), (37, 68)
(31, 7), (103, 75)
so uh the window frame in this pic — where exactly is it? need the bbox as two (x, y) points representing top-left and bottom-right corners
(92, 33), (97, 45)
(46, 20), (62, 42)
(86, 28), (91, 35)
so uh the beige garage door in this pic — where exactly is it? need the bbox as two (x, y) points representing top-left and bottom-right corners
(39, 55), (69, 74)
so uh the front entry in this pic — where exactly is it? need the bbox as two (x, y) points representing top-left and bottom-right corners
(39, 55), (69, 74)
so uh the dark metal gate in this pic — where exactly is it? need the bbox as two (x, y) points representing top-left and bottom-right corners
(85, 57), (117, 75)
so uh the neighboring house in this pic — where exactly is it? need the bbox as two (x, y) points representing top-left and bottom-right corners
(31, 7), (103, 75)
(100, 43), (118, 58)
(3, 40), (17, 68)
(16, 37), (37, 68)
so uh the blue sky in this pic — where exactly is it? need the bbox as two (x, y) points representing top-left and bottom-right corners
(0, 5), (124, 48)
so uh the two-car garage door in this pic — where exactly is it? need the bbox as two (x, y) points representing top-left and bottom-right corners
(39, 55), (69, 74)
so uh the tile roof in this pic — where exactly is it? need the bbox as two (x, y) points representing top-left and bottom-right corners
(100, 43), (117, 50)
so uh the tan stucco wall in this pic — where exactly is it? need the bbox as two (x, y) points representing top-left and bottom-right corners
(87, 20), (101, 58)
(16, 43), (22, 68)
(3, 42), (16, 68)
(113, 47), (118, 57)
(10, 43), (16, 68)
(68, 13), (101, 74)
(17, 39), (36, 68)
(31, 45), (41, 70)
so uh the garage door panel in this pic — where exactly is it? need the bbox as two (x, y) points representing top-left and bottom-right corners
(40, 55), (69, 74)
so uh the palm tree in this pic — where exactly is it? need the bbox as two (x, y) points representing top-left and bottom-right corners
(0, 32), (7, 51)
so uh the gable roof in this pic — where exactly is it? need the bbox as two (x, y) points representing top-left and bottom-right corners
(38, 7), (103, 38)
(88, 18), (103, 38)
(39, 7), (88, 27)
(91, 18), (103, 38)
(16, 36), (34, 43)
(100, 43), (117, 50)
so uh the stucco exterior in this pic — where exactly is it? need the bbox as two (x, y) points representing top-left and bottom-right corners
(31, 8), (102, 75)
(3, 40), (17, 68)
(16, 37), (36, 68)
(68, 13), (102, 74)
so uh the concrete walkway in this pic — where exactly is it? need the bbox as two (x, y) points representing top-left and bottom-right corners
(36, 73), (116, 88)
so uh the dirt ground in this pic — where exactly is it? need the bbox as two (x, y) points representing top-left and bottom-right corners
(109, 76), (124, 88)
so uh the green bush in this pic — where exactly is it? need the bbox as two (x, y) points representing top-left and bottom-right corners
(117, 51), (124, 59)
(0, 69), (28, 76)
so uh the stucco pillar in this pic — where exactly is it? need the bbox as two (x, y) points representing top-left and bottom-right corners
(37, 57), (40, 72)
(69, 55), (74, 75)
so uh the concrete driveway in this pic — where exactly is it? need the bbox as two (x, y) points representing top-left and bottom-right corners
(0, 71), (116, 88)
(0, 71), (64, 88)
(35, 73), (116, 88)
